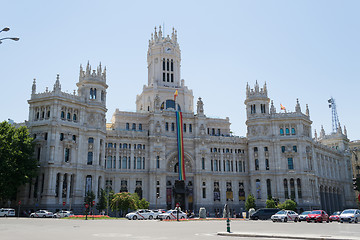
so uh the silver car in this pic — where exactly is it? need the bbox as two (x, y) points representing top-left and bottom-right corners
(271, 210), (299, 222)
(340, 209), (360, 223)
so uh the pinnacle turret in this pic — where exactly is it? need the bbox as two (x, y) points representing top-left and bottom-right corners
(32, 78), (36, 94)
(295, 98), (301, 113)
(306, 104), (310, 116)
(79, 62), (106, 83)
(270, 100), (276, 114)
(246, 81), (268, 99)
(53, 74), (61, 92)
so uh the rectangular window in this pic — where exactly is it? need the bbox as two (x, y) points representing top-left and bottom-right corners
(167, 73), (169, 82)
(171, 61), (173, 71)
(165, 122), (169, 131)
(214, 160), (218, 171)
(122, 157), (127, 169)
(119, 157), (121, 169)
(163, 59), (165, 70)
(239, 161), (242, 172)
(163, 72), (165, 82)
(281, 146), (286, 153)
(202, 158), (205, 170)
(189, 124), (192, 132)
(211, 160), (213, 171)
(291, 128), (296, 135)
(137, 157), (142, 169)
(65, 148), (70, 162)
(265, 159), (269, 170)
(202, 188), (206, 198)
(293, 146), (297, 152)
(255, 159), (259, 170)
(113, 156), (116, 169)
(87, 152), (93, 165)
(107, 156), (112, 169)
(288, 158), (294, 170)
(167, 60), (169, 71)
(156, 156), (160, 169)
(171, 73), (174, 82)
(171, 122), (175, 131)
(184, 124), (186, 132)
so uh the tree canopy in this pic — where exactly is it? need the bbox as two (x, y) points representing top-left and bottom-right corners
(0, 121), (38, 202)
(245, 194), (256, 211)
(277, 199), (297, 211)
(110, 192), (149, 213)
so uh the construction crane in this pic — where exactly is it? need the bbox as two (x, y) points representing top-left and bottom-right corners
(328, 97), (340, 133)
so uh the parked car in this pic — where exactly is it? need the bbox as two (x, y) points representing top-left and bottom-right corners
(329, 211), (342, 222)
(271, 210), (299, 222)
(30, 210), (54, 218)
(158, 209), (187, 220)
(298, 211), (311, 222)
(125, 209), (154, 220)
(151, 209), (166, 219)
(306, 210), (329, 223)
(54, 210), (74, 218)
(0, 208), (15, 217)
(340, 209), (360, 223)
(250, 208), (280, 220)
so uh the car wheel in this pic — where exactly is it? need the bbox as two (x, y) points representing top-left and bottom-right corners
(284, 217), (287, 222)
(340, 220), (343, 223)
(133, 215), (137, 220)
(148, 215), (153, 220)
(42, 215), (46, 218)
(272, 220), (276, 222)
(307, 220), (310, 223)
(30, 215), (34, 218)
(298, 219), (301, 222)
(166, 216), (170, 220)
(3, 214), (7, 217)
(294, 217), (298, 222)
(355, 218), (358, 224)
(253, 216), (259, 220)
(180, 216), (185, 219)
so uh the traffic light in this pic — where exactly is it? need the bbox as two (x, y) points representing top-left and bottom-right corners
(353, 177), (360, 191)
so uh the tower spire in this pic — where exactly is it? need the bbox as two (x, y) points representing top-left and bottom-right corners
(32, 78), (36, 94)
(53, 74), (61, 92)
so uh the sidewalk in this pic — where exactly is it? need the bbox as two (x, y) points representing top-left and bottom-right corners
(218, 232), (357, 240)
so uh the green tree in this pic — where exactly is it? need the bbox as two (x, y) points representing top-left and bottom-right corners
(266, 198), (276, 208)
(96, 188), (107, 213)
(133, 193), (150, 209)
(245, 194), (256, 211)
(277, 199), (297, 211)
(84, 191), (95, 213)
(0, 121), (38, 202)
(111, 192), (137, 213)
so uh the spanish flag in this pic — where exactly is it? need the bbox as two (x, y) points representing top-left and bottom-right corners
(174, 90), (178, 101)
(280, 104), (286, 111)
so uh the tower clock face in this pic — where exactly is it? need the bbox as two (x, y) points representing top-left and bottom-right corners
(165, 47), (172, 53)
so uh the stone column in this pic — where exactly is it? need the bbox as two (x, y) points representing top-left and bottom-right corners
(66, 174), (71, 205)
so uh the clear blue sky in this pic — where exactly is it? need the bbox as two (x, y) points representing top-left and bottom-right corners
(1, 0), (359, 140)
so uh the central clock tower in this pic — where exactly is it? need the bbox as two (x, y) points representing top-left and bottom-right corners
(136, 26), (194, 113)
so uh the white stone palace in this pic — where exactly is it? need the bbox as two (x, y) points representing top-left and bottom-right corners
(18, 26), (356, 214)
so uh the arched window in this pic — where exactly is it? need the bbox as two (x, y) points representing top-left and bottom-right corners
(291, 128), (296, 135)
(88, 137), (94, 143)
(139, 124), (142, 131)
(73, 114), (77, 121)
(297, 178), (302, 198)
(174, 162), (179, 173)
(41, 111), (45, 119)
(93, 88), (97, 99)
(285, 128), (290, 135)
(90, 88), (93, 99)
(85, 175), (92, 193)
(36, 112), (40, 120)
(47, 111), (51, 118)
(290, 178), (295, 199)
(171, 123), (175, 131)
(284, 179), (289, 199)
(126, 123), (129, 130)
(67, 113), (71, 120)
(266, 179), (272, 198)
(256, 179), (261, 199)
(255, 159), (259, 171)
(61, 111), (65, 119)
(132, 123), (136, 130)
(60, 133), (64, 141)
(123, 143), (127, 149)
(280, 128), (284, 135)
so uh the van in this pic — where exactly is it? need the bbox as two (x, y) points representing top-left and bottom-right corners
(0, 208), (16, 217)
(250, 208), (279, 220)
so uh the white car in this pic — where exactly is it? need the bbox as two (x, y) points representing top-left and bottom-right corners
(151, 209), (166, 219)
(340, 209), (360, 223)
(158, 209), (187, 220)
(125, 209), (154, 220)
(30, 210), (54, 218)
(54, 210), (74, 218)
(0, 208), (15, 217)
(271, 210), (299, 222)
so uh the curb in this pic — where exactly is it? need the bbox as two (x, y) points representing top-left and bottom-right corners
(217, 232), (356, 240)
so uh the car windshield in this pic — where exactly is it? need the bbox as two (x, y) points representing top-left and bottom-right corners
(332, 211), (341, 215)
(342, 210), (355, 214)
(310, 211), (321, 214)
(276, 210), (286, 214)
(301, 211), (310, 215)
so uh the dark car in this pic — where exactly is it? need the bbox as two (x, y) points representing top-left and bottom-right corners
(250, 208), (280, 220)
(306, 210), (329, 223)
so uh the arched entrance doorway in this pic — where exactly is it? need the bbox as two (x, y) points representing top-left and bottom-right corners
(166, 153), (193, 211)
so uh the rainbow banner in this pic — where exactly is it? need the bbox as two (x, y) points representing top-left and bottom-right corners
(175, 111), (186, 180)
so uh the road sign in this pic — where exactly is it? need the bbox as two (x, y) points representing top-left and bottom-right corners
(85, 204), (89, 209)
(176, 202), (180, 208)
(92, 200), (95, 206)
(18, 201), (21, 205)
(63, 201), (66, 206)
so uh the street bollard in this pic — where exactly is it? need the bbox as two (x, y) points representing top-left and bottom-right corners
(227, 218), (231, 233)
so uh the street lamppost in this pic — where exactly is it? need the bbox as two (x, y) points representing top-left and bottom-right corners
(0, 27), (20, 44)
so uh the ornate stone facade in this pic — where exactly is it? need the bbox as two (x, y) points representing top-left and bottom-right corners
(18, 27), (356, 214)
